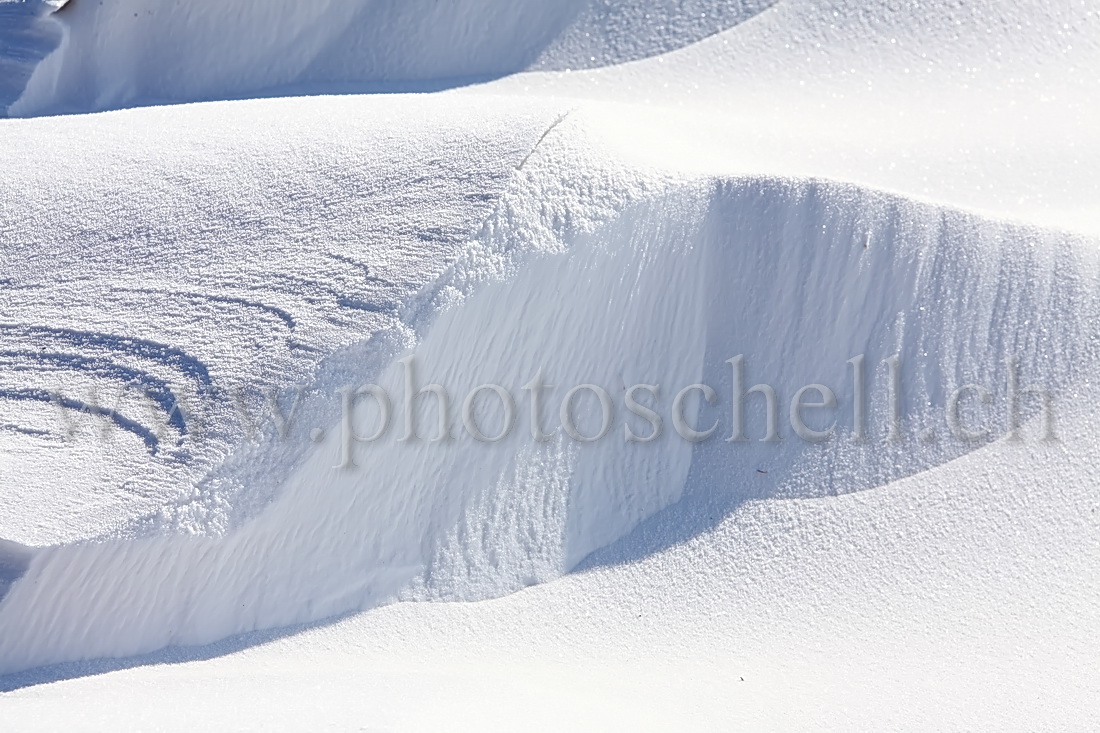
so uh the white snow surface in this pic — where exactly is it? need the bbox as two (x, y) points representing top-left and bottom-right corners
(1, 0), (1100, 728)
(7, 0), (776, 116)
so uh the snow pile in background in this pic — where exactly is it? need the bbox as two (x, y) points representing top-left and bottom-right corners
(8, 0), (775, 116)
(1, 0), (1099, 724)
(0, 0), (61, 115)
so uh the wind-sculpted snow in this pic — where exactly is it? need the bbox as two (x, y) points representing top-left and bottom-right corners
(1, 169), (1096, 674)
(7, 0), (775, 116)
(0, 0), (61, 115)
(0, 94), (562, 545)
(1, 0), (1099, 718)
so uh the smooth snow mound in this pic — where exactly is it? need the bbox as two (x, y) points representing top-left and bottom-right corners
(9, 0), (774, 116)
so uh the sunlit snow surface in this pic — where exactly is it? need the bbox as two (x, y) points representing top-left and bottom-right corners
(1, 0), (1099, 728)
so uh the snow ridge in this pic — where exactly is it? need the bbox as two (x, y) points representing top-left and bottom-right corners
(1, 170), (1096, 675)
(0, 0), (62, 115)
(8, 0), (775, 116)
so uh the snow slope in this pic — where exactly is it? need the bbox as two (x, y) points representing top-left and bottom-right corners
(1, 0), (1099, 727)
(5, 408), (1098, 729)
(0, 0), (60, 115)
(3, 157), (1099, 674)
(0, 93), (563, 545)
(8, 0), (775, 116)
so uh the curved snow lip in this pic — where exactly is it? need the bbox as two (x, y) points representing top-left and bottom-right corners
(7, 0), (777, 117)
(0, 173), (1096, 682)
(0, 0), (62, 116)
(0, 539), (33, 603)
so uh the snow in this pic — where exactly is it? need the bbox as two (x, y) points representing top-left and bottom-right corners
(8, 0), (776, 116)
(0, 1), (59, 115)
(0, 93), (563, 545)
(1, 0), (1099, 728)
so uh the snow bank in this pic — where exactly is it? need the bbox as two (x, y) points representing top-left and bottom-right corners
(1, 169), (1096, 674)
(0, 92), (562, 546)
(0, 0), (61, 115)
(2, 0), (1098, 713)
(9, 0), (774, 116)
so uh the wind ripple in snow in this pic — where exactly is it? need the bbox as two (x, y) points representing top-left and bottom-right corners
(0, 94), (559, 546)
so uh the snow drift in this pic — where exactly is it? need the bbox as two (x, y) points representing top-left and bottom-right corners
(1, 0), (1099, 722)
(0, 0), (61, 115)
(8, 0), (775, 116)
(1, 169), (1096, 674)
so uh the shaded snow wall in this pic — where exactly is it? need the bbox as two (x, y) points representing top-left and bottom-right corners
(0, 177), (1096, 674)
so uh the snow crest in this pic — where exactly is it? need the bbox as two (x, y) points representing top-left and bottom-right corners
(1, 172), (1096, 674)
(9, 0), (774, 116)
